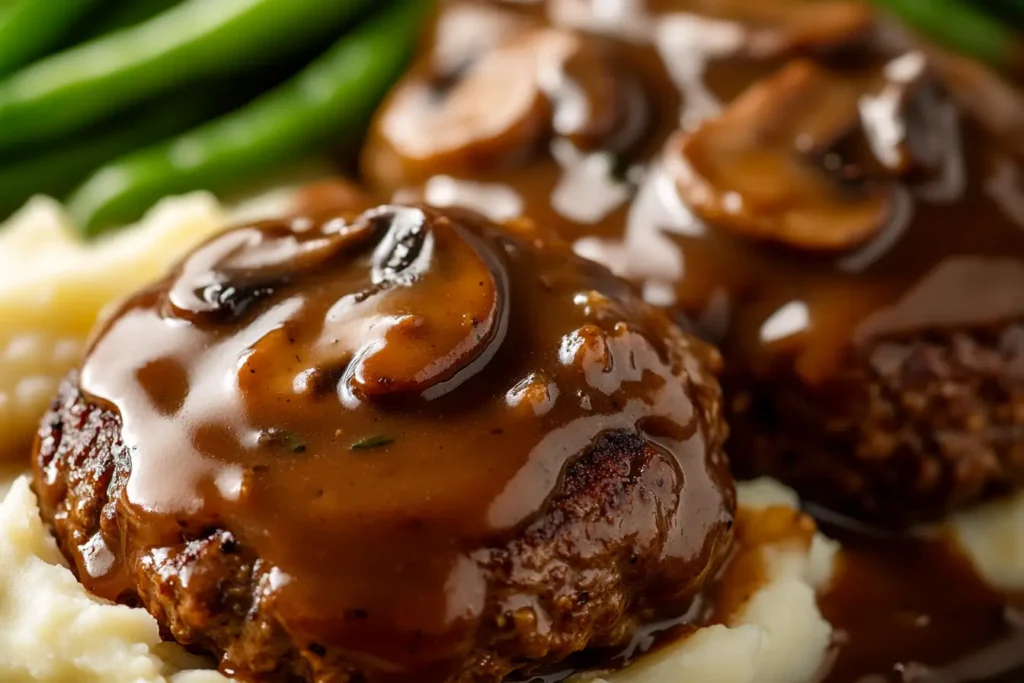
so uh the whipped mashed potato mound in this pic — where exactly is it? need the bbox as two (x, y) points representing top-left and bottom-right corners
(0, 191), (303, 462)
(0, 477), (227, 683)
(580, 478), (840, 683)
(0, 465), (837, 683)
(949, 490), (1024, 593)
(0, 195), (231, 461)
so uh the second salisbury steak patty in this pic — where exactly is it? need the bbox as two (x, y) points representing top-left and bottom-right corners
(33, 205), (734, 683)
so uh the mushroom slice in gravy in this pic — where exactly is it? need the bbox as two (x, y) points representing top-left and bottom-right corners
(667, 60), (895, 252)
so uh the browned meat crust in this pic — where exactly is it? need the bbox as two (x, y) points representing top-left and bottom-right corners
(33, 371), (732, 683)
(728, 325), (1024, 526)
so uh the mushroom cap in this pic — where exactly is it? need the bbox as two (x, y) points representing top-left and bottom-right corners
(668, 59), (899, 252)
(362, 23), (642, 189)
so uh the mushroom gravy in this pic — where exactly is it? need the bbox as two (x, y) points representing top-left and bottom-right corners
(359, 0), (1024, 680)
(819, 528), (1024, 683)
(68, 203), (735, 681)
(364, 0), (1024, 388)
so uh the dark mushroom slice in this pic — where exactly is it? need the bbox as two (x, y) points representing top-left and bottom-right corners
(362, 25), (645, 190)
(667, 59), (895, 252)
(338, 206), (510, 401)
(166, 218), (375, 324)
(856, 51), (950, 176)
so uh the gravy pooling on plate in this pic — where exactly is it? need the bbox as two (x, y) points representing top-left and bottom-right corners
(360, 0), (1024, 680)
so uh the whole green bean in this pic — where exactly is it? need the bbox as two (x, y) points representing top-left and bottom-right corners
(0, 0), (372, 152)
(872, 0), (1022, 70)
(69, 0), (429, 237)
(75, 0), (186, 42)
(0, 0), (102, 77)
(0, 96), (219, 219)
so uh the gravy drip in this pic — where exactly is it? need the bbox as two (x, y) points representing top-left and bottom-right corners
(360, 0), (1024, 681)
(78, 204), (734, 679)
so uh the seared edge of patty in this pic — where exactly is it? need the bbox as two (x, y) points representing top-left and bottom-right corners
(33, 371), (733, 683)
(729, 324), (1024, 526)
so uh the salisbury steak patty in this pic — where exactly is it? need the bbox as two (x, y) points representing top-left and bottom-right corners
(728, 326), (1024, 526)
(656, 53), (1024, 527)
(357, 0), (1024, 527)
(33, 204), (734, 683)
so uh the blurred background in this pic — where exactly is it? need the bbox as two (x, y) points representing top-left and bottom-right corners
(0, 0), (1021, 236)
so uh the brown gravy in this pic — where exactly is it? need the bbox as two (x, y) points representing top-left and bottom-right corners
(358, 1), (1024, 681)
(820, 528), (1024, 683)
(76, 203), (734, 680)
(620, 513), (1024, 683)
(364, 0), (1024, 384)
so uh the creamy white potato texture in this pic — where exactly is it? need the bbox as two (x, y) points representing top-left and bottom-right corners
(0, 465), (837, 683)
(0, 476), (227, 683)
(579, 478), (840, 683)
(950, 490), (1024, 593)
(0, 195), (235, 461)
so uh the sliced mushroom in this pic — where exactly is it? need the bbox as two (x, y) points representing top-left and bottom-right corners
(879, 21), (1024, 158)
(225, 207), (511, 407)
(337, 207), (510, 402)
(736, 0), (877, 57)
(362, 26), (641, 190)
(430, 1), (531, 77)
(547, 0), (875, 55)
(167, 220), (374, 323)
(928, 46), (1024, 157)
(667, 59), (894, 252)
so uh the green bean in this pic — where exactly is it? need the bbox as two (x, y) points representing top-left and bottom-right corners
(0, 0), (373, 152)
(0, 0), (102, 77)
(74, 0), (186, 43)
(69, 0), (429, 237)
(0, 96), (219, 219)
(872, 0), (1021, 69)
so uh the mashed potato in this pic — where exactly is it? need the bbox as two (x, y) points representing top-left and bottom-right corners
(0, 476), (227, 683)
(0, 464), (837, 683)
(0, 464), (19, 500)
(949, 490), (1024, 593)
(0, 190), (304, 463)
(0, 195), (233, 462)
(581, 478), (839, 683)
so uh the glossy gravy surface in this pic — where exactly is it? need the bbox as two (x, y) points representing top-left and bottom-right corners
(78, 204), (733, 678)
(359, 0), (1024, 680)
(365, 0), (1024, 386)
(820, 528), (1024, 683)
